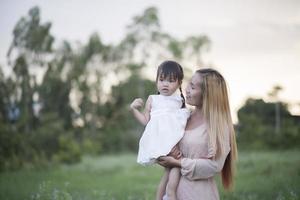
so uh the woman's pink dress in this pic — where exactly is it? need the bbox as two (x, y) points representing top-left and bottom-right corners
(176, 123), (230, 200)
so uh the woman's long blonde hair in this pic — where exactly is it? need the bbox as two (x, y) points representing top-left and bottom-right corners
(196, 68), (238, 190)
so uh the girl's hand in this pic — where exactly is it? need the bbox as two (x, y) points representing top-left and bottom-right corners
(157, 156), (181, 168)
(130, 98), (144, 110)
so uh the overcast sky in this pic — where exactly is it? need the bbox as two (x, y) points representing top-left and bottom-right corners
(1, 0), (299, 122)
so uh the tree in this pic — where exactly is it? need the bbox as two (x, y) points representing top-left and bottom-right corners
(0, 67), (10, 123)
(7, 6), (53, 63)
(184, 35), (210, 67)
(1, 6), (215, 170)
(7, 6), (54, 132)
(237, 98), (299, 149)
(102, 67), (156, 152)
(268, 85), (283, 134)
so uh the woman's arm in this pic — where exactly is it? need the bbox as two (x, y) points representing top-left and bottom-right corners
(130, 96), (152, 126)
(158, 149), (229, 180)
(180, 146), (230, 180)
(158, 134), (231, 180)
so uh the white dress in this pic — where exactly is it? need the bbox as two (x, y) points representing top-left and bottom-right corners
(137, 94), (190, 165)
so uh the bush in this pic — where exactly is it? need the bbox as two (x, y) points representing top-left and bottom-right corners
(52, 134), (81, 164)
(237, 98), (300, 150)
(0, 112), (83, 171)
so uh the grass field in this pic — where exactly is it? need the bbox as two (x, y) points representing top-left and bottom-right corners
(0, 150), (299, 200)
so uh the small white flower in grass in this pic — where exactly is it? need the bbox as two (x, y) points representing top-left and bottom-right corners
(289, 189), (298, 200)
(64, 182), (70, 187)
(52, 188), (57, 200)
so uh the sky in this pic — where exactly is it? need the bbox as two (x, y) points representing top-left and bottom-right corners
(1, 0), (299, 122)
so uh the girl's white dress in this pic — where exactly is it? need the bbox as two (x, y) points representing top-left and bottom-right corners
(137, 94), (190, 165)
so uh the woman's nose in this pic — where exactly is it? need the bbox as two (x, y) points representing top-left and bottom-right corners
(185, 86), (190, 93)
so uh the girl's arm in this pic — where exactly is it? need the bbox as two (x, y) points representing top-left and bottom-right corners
(130, 96), (152, 126)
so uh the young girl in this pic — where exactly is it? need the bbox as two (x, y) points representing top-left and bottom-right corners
(130, 60), (190, 200)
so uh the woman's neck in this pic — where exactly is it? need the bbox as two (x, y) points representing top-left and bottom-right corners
(193, 106), (202, 115)
(189, 107), (205, 126)
(193, 108), (203, 117)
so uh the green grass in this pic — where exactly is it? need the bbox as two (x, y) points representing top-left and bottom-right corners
(221, 150), (300, 200)
(0, 150), (299, 200)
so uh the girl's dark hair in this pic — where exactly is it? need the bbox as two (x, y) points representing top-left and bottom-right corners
(156, 60), (186, 108)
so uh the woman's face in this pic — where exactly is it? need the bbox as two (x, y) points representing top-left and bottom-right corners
(185, 73), (202, 107)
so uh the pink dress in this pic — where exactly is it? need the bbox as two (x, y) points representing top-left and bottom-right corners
(176, 123), (231, 200)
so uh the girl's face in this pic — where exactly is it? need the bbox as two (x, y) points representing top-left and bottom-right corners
(185, 73), (202, 107)
(157, 75), (180, 96)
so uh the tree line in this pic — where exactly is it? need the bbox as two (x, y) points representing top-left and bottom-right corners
(0, 6), (299, 171)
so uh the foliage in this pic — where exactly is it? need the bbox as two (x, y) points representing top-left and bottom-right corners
(100, 68), (156, 152)
(0, 112), (82, 171)
(237, 98), (300, 149)
(4, 5), (299, 173)
(1, 5), (211, 171)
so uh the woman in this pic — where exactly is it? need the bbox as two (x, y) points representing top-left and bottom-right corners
(158, 68), (238, 200)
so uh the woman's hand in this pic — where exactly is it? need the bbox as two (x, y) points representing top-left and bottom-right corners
(157, 156), (181, 168)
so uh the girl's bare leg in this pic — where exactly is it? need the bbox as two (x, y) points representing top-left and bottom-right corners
(156, 168), (170, 200)
(166, 167), (180, 200)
